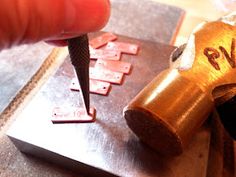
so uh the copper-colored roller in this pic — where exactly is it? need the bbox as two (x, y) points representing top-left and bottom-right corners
(124, 13), (236, 156)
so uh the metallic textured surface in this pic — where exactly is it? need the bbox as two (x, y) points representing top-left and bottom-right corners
(68, 35), (90, 114)
(7, 35), (210, 177)
(68, 35), (90, 67)
(0, 135), (77, 177)
(104, 0), (185, 44)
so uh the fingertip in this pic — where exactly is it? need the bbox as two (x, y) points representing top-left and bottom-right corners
(64, 0), (111, 34)
(0, 0), (111, 50)
(47, 0), (111, 43)
(45, 40), (68, 47)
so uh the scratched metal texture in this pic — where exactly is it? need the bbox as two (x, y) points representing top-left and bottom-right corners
(104, 0), (185, 44)
(7, 34), (210, 177)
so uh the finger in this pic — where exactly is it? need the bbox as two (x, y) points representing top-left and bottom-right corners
(46, 40), (68, 47)
(0, 0), (110, 49)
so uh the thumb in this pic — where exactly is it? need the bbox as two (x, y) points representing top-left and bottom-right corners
(0, 0), (110, 49)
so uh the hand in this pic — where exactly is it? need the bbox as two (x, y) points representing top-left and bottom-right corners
(0, 0), (110, 49)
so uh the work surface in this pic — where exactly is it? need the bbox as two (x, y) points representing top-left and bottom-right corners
(0, 0), (184, 128)
(0, 1), (188, 176)
(7, 34), (210, 177)
(1, 0), (236, 176)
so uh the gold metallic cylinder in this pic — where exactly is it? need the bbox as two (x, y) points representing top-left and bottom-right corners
(124, 69), (214, 155)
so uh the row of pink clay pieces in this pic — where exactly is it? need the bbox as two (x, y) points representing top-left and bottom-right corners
(70, 32), (139, 96)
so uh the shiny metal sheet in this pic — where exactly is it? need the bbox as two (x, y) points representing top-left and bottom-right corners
(7, 35), (210, 177)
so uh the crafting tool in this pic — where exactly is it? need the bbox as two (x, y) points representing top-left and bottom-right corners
(124, 12), (236, 155)
(68, 35), (90, 115)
